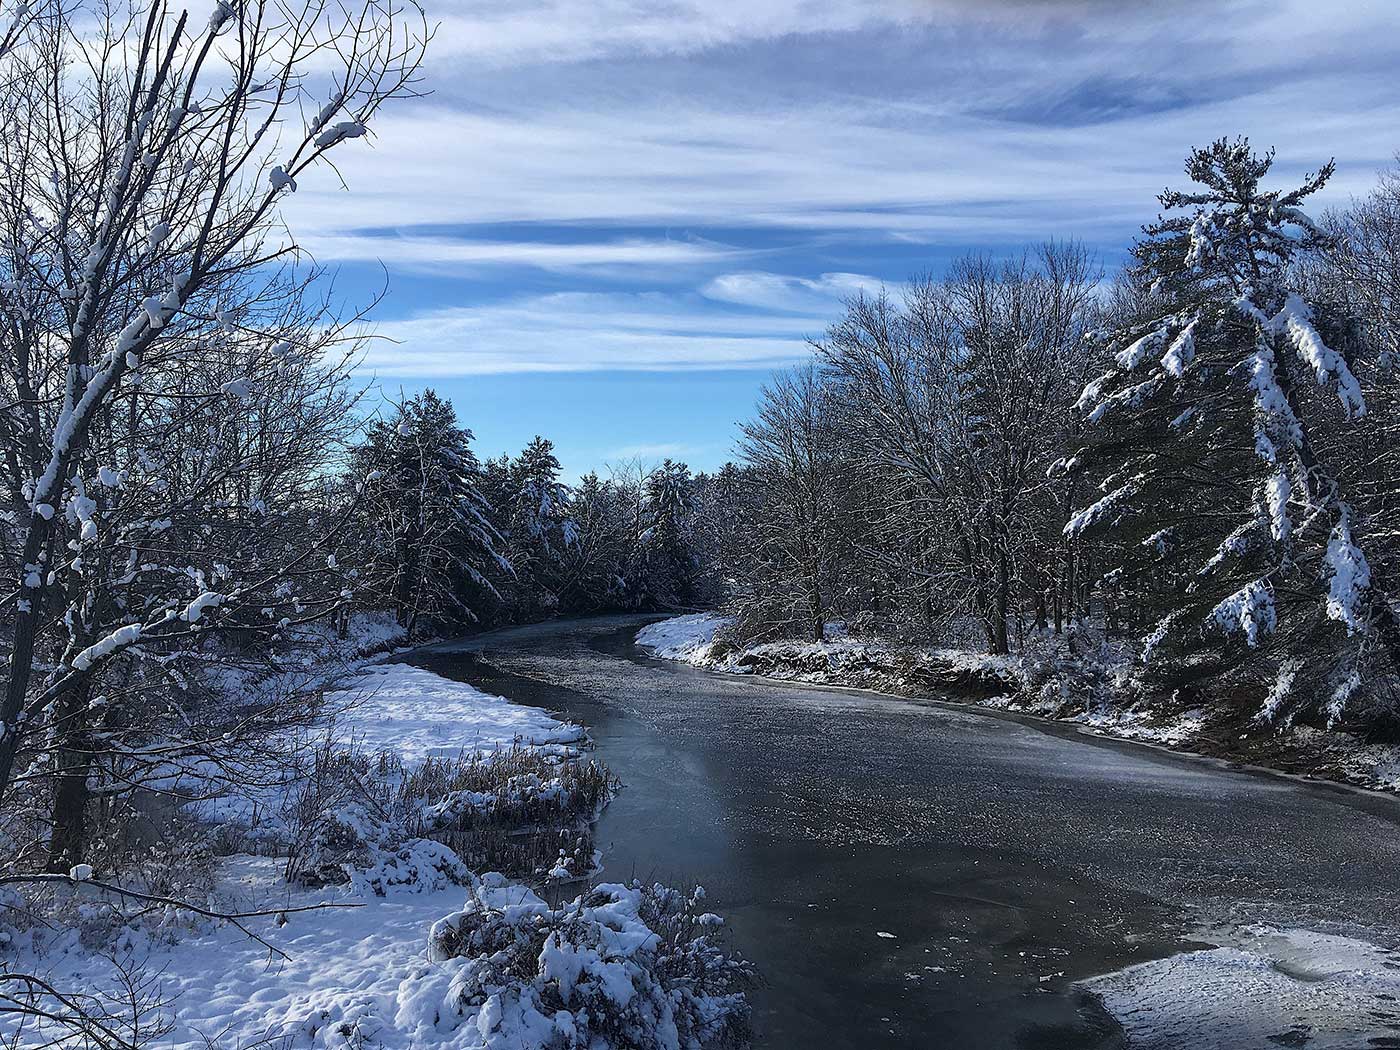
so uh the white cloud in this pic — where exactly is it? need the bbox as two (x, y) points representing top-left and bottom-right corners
(296, 231), (742, 273)
(362, 290), (826, 375)
(278, 0), (1400, 382)
(702, 271), (884, 311)
(292, 67), (1399, 255)
(423, 0), (1079, 69)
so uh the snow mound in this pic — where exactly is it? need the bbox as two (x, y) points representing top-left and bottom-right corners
(1083, 924), (1400, 1049)
(636, 613), (731, 667)
(332, 663), (584, 763)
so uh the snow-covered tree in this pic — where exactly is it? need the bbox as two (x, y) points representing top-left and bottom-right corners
(733, 364), (852, 643)
(1066, 139), (1400, 723)
(489, 437), (576, 618)
(351, 391), (508, 637)
(553, 469), (633, 612)
(635, 459), (700, 607)
(0, 0), (426, 859)
(819, 245), (1099, 652)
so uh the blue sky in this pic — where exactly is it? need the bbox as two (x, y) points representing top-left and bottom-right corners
(292, 0), (1400, 477)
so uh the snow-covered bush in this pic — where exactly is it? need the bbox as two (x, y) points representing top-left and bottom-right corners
(403, 873), (753, 1050)
(349, 836), (472, 898)
(282, 739), (615, 891)
(1016, 626), (1123, 717)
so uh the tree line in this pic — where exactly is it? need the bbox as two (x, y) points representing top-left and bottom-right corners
(717, 140), (1400, 736)
(349, 393), (725, 636)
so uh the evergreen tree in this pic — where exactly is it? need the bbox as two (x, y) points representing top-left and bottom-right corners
(638, 459), (699, 607)
(352, 391), (507, 635)
(1066, 139), (1400, 723)
(499, 437), (576, 616)
(558, 470), (632, 612)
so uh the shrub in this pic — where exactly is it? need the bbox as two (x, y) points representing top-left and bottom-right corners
(405, 872), (754, 1050)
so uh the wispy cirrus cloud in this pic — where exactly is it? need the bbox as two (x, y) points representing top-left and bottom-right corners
(702, 271), (883, 312)
(363, 289), (830, 375)
(292, 0), (1400, 468)
(296, 230), (744, 274)
(422, 0), (1103, 69)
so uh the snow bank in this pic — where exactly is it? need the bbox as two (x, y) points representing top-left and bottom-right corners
(636, 615), (1018, 692)
(332, 662), (584, 764)
(338, 609), (410, 656)
(635, 613), (731, 667)
(1083, 924), (1400, 1049)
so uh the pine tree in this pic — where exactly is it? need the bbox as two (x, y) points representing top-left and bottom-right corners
(638, 459), (698, 607)
(352, 391), (507, 635)
(556, 470), (631, 612)
(499, 437), (576, 616)
(1066, 138), (1400, 723)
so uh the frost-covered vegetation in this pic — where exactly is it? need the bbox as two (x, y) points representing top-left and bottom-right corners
(0, 0), (749, 1042)
(0, 659), (752, 1049)
(702, 141), (1400, 751)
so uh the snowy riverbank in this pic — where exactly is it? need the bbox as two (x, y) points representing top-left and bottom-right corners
(2, 652), (751, 1050)
(636, 614), (1400, 795)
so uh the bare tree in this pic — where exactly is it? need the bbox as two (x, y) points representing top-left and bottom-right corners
(734, 363), (850, 643)
(0, 0), (427, 844)
(818, 244), (1099, 653)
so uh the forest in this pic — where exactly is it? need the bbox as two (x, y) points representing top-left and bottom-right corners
(649, 145), (1400, 740)
(8, 137), (1400, 885)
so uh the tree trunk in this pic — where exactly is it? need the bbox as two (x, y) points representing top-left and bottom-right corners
(47, 681), (93, 873)
(0, 521), (54, 802)
(990, 548), (1011, 655)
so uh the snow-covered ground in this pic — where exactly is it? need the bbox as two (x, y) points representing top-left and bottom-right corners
(62, 854), (483, 1049)
(13, 857), (740, 1050)
(3, 656), (748, 1049)
(332, 662), (585, 763)
(635, 612), (731, 667)
(1083, 925), (1400, 1049)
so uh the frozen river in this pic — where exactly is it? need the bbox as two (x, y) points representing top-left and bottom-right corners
(415, 616), (1400, 1049)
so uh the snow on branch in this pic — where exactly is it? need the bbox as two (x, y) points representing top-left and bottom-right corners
(1161, 320), (1197, 377)
(1269, 293), (1365, 419)
(1323, 504), (1372, 633)
(1209, 579), (1276, 647)
(1244, 342), (1302, 463)
(1064, 478), (1140, 539)
(1086, 376), (1162, 424)
(1115, 327), (1169, 371)
(71, 623), (143, 671)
